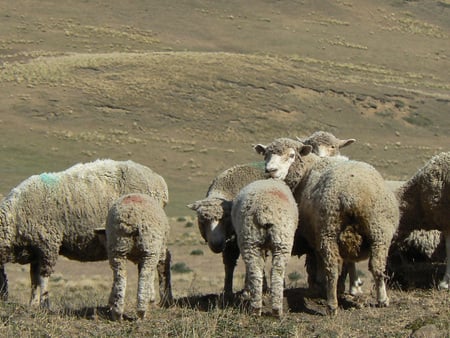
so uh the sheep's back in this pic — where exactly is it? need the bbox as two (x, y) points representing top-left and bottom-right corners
(2, 160), (167, 261)
(232, 179), (298, 245)
(403, 152), (449, 231)
(296, 160), (399, 250)
(106, 193), (169, 262)
(206, 163), (267, 200)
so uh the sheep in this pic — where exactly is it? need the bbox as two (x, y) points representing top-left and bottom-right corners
(393, 151), (450, 290)
(254, 138), (399, 315)
(187, 162), (267, 298)
(0, 159), (169, 307)
(187, 132), (357, 298)
(102, 193), (172, 321)
(299, 130), (355, 158)
(387, 229), (445, 288)
(231, 179), (299, 317)
(297, 131), (362, 296)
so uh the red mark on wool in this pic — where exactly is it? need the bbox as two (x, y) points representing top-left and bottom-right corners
(122, 195), (145, 204)
(269, 189), (289, 202)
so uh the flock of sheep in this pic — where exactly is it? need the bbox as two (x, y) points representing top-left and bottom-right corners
(0, 131), (448, 320)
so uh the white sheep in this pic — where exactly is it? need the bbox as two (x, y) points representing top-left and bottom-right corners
(187, 132), (356, 298)
(103, 193), (172, 321)
(297, 131), (362, 296)
(255, 138), (399, 315)
(394, 151), (450, 290)
(231, 179), (299, 317)
(0, 159), (168, 307)
(299, 130), (355, 158)
(187, 162), (267, 298)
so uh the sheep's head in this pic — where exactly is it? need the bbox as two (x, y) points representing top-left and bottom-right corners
(254, 138), (312, 181)
(298, 131), (355, 158)
(187, 197), (232, 253)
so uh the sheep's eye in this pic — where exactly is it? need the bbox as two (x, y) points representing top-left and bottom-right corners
(289, 153), (295, 159)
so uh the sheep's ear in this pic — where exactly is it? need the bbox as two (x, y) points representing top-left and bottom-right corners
(186, 202), (198, 211)
(254, 144), (267, 155)
(299, 144), (312, 156)
(187, 201), (202, 211)
(295, 136), (306, 142)
(339, 138), (356, 149)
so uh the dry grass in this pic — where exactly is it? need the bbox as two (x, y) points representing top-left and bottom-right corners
(0, 1), (449, 336)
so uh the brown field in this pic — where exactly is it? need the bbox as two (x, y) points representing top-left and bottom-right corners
(0, 0), (449, 336)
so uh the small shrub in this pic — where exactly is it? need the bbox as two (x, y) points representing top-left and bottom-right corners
(177, 216), (187, 222)
(171, 262), (192, 274)
(403, 112), (432, 127)
(287, 271), (302, 283)
(190, 249), (204, 256)
(185, 221), (194, 228)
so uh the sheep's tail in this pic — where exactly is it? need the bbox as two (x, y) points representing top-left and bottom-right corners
(338, 224), (364, 260)
(118, 221), (139, 236)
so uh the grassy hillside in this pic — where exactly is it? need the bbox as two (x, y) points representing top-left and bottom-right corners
(0, 1), (449, 336)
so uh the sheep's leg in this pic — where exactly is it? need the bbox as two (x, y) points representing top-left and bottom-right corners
(0, 265), (8, 301)
(321, 240), (340, 316)
(369, 242), (389, 307)
(243, 246), (264, 316)
(271, 250), (288, 317)
(223, 238), (240, 299)
(348, 263), (363, 296)
(29, 262), (41, 306)
(157, 249), (173, 306)
(137, 253), (158, 320)
(109, 257), (127, 321)
(438, 234), (450, 290)
(337, 263), (348, 297)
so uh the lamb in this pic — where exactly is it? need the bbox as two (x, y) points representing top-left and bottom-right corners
(102, 193), (172, 321)
(187, 162), (267, 298)
(231, 179), (299, 317)
(254, 138), (399, 315)
(0, 159), (169, 307)
(393, 151), (450, 290)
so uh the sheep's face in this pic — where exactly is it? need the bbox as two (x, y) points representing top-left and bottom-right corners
(187, 198), (231, 253)
(254, 139), (311, 180)
(299, 131), (355, 158)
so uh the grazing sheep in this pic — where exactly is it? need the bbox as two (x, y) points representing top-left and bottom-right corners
(0, 159), (168, 307)
(394, 151), (450, 290)
(255, 138), (399, 315)
(384, 181), (445, 289)
(187, 162), (267, 297)
(231, 179), (298, 317)
(103, 193), (172, 321)
(387, 229), (445, 288)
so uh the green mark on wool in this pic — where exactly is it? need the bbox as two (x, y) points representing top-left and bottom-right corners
(40, 173), (59, 186)
(248, 161), (265, 171)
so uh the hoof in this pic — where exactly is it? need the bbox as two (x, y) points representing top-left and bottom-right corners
(137, 310), (146, 320)
(326, 306), (337, 316)
(272, 308), (282, 318)
(110, 309), (123, 321)
(250, 307), (262, 316)
(377, 297), (389, 308)
(438, 279), (449, 291)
